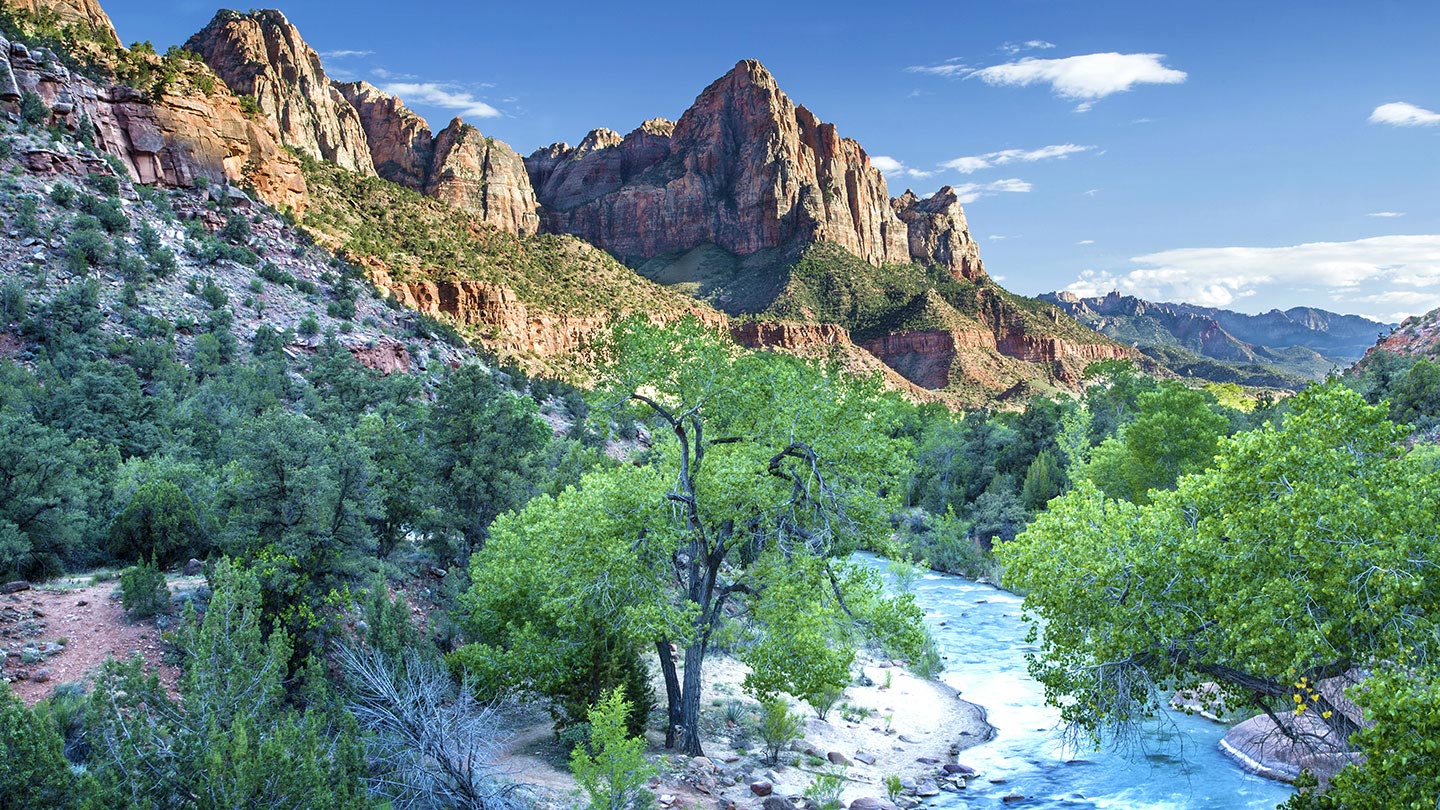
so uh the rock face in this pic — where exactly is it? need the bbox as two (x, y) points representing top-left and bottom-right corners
(893, 187), (985, 280)
(336, 82), (539, 235)
(6, 0), (119, 46)
(528, 60), (915, 266)
(335, 80), (432, 189)
(424, 118), (539, 236)
(185, 9), (374, 175)
(1, 33), (307, 211)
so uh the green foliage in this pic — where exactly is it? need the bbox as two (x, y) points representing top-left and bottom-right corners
(0, 410), (88, 581)
(18, 90), (48, 126)
(78, 193), (128, 233)
(805, 767), (847, 810)
(298, 314), (319, 336)
(756, 695), (802, 766)
(65, 228), (112, 273)
(1078, 381), (1228, 503)
(998, 382), (1440, 786)
(570, 688), (655, 810)
(1020, 448), (1063, 510)
(119, 555), (168, 618)
(884, 773), (904, 803)
(108, 466), (209, 565)
(0, 682), (76, 809)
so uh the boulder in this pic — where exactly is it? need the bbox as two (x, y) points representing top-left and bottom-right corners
(0, 581), (31, 594)
(749, 780), (773, 797)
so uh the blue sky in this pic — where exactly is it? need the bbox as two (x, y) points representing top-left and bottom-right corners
(103, 0), (1440, 322)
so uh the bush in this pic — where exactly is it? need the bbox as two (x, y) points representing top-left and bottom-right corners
(120, 557), (169, 618)
(199, 278), (228, 309)
(64, 228), (111, 273)
(757, 695), (802, 766)
(0, 683), (75, 808)
(806, 768), (846, 810)
(570, 688), (654, 810)
(298, 314), (319, 336)
(49, 182), (75, 208)
(79, 193), (128, 233)
(18, 90), (47, 127)
(221, 212), (251, 244)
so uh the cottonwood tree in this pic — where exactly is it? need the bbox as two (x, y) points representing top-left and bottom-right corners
(999, 383), (1440, 805)
(453, 319), (933, 756)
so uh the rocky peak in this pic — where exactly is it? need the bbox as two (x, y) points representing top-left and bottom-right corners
(892, 186), (986, 280)
(6, 0), (119, 46)
(424, 118), (539, 236)
(531, 58), (911, 267)
(185, 8), (374, 175)
(576, 127), (622, 154)
(335, 80), (432, 189)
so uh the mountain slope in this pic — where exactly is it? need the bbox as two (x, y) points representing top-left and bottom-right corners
(1041, 291), (1391, 388)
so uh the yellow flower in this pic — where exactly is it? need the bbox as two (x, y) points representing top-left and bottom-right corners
(1293, 694), (1303, 703)
(1322, 710), (1333, 719)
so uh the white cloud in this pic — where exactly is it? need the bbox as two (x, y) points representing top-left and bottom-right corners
(320, 49), (373, 59)
(1369, 101), (1440, 127)
(1083, 188), (1100, 196)
(952, 178), (1032, 203)
(1076, 239), (1095, 245)
(1368, 211), (1406, 218)
(378, 82), (501, 119)
(1065, 235), (1440, 318)
(871, 155), (934, 180)
(941, 143), (1093, 173)
(926, 52), (1186, 107)
(1001, 40), (1056, 55)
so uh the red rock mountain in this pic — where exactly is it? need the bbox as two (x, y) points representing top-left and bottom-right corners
(529, 60), (928, 268)
(0, 25), (307, 211)
(185, 9), (375, 175)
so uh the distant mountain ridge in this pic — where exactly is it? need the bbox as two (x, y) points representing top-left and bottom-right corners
(1040, 291), (1392, 389)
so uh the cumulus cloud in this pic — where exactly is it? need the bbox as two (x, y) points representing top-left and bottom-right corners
(871, 155), (934, 180)
(952, 178), (1032, 203)
(378, 82), (501, 119)
(1064, 235), (1440, 318)
(320, 49), (373, 59)
(1368, 211), (1405, 218)
(1076, 239), (1095, 245)
(1369, 102), (1440, 127)
(911, 52), (1186, 110)
(941, 143), (1093, 173)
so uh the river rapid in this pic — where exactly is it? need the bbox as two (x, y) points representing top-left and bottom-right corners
(868, 557), (1295, 809)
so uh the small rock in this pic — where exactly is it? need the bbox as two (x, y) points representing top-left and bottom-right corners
(849, 799), (899, 810)
(762, 798), (792, 810)
(915, 781), (939, 797)
(942, 763), (975, 776)
(854, 750), (876, 765)
(1002, 793), (1025, 803)
(32, 668), (50, 682)
(916, 756), (941, 764)
(183, 558), (203, 576)
(827, 751), (851, 766)
(75, 600), (87, 607)
(750, 780), (773, 797)
(0, 581), (31, 595)
(856, 673), (875, 687)
(898, 734), (920, 744)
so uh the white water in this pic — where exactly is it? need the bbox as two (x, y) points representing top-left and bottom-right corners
(869, 558), (1295, 809)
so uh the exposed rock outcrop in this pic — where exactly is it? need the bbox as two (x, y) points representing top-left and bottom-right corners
(893, 187), (985, 280)
(334, 80), (432, 189)
(424, 118), (539, 237)
(1361, 305), (1440, 362)
(185, 9), (374, 175)
(528, 60), (912, 266)
(6, 0), (119, 46)
(1, 33), (307, 211)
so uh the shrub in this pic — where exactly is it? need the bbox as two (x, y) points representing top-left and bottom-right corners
(120, 556), (169, 619)
(757, 695), (802, 766)
(78, 193), (128, 233)
(49, 182), (75, 208)
(221, 212), (251, 244)
(64, 228), (111, 273)
(199, 278), (228, 309)
(570, 688), (654, 810)
(88, 173), (121, 198)
(0, 683), (75, 808)
(18, 90), (47, 127)
(806, 768), (846, 810)
(298, 314), (319, 336)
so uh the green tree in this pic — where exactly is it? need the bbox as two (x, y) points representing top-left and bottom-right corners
(571, 687), (655, 810)
(456, 320), (929, 756)
(430, 365), (549, 559)
(0, 682), (77, 809)
(1020, 449), (1063, 511)
(0, 410), (88, 580)
(1079, 382), (1228, 503)
(998, 383), (1440, 805)
(108, 476), (207, 565)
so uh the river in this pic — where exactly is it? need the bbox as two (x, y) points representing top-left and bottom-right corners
(874, 558), (1295, 809)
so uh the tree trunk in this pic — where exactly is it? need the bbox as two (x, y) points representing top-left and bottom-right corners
(680, 639), (706, 756)
(656, 640), (683, 748)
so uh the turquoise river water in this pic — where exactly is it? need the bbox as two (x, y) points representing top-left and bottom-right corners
(866, 557), (1296, 809)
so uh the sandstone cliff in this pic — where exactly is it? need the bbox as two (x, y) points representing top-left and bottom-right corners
(334, 80), (431, 189)
(528, 60), (913, 267)
(6, 0), (119, 46)
(424, 118), (539, 237)
(0, 33), (307, 211)
(185, 9), (374, 175)
(893, 187), (985, 281)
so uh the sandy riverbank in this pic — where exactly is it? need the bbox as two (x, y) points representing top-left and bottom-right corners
(505, 648), (997, 809)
